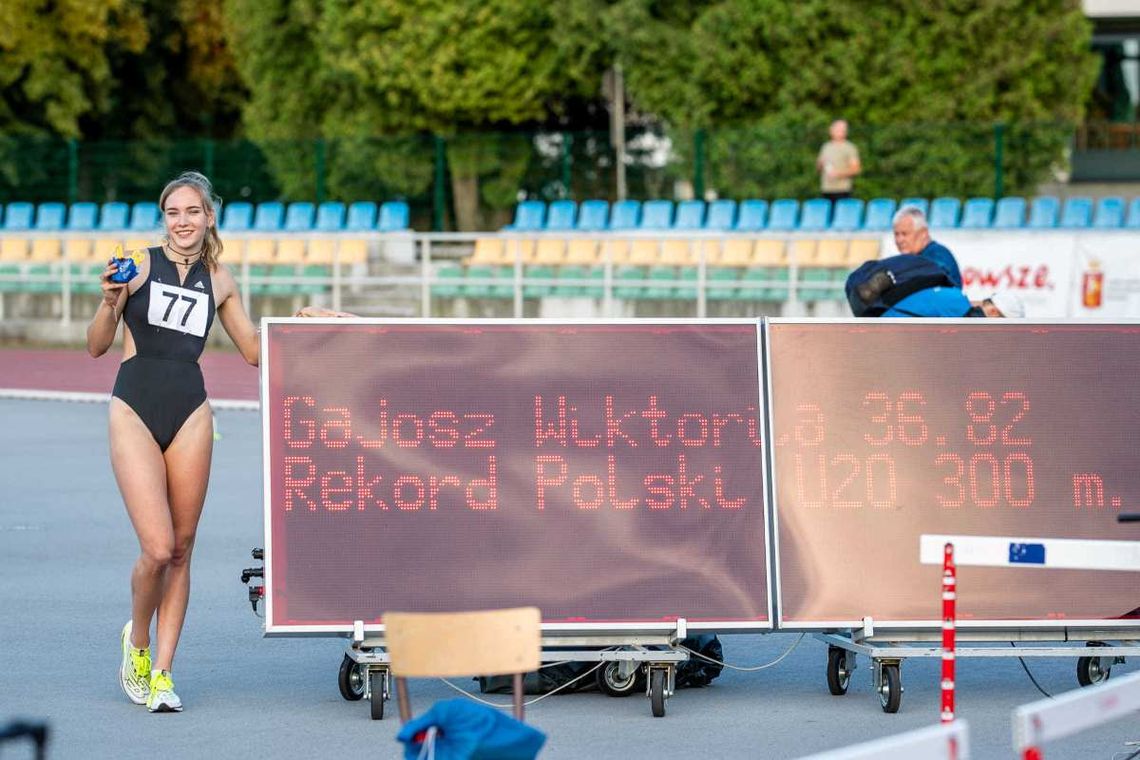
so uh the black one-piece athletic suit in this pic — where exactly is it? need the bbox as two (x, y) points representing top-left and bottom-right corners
(112, 247), (215, 451)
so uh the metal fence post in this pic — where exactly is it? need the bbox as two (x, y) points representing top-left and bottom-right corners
(993, 122), (1005, 199)
(433, 135), (446, 232)
(561, 132), (573, 197)
(693, 129), (706, 201)
(67, 139), (79, 204)
(315, 139), (327, 203)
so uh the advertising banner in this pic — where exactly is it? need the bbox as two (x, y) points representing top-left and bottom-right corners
(262, 320), (770, 633)
(768, 320), (1140, 627)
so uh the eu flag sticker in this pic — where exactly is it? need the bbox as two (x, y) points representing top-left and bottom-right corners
(1009, 543), (1046, 565)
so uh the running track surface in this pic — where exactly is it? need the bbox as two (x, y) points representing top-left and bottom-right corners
(0, 347), (258, 401)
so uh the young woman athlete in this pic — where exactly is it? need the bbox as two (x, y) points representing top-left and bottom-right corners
(87, 171), (347, 712)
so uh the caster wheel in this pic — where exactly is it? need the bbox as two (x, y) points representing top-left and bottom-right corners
(338, 654), (365, 701)
(369, 670), (386, 720)
(827, 647), (850, 696)
(879, 663), (902, 714)
(596, 662), (643, 697)
(649, 669), (666, 718)
(1077, 642), (1112, 687)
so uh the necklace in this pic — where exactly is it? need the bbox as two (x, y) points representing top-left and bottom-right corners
(164, 243), (202, 268)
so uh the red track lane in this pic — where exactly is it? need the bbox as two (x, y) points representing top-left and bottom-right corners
(0, 348), (259, 401)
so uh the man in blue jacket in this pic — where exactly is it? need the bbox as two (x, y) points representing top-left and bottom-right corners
(892, 205), (962, 287)
(881, 286), (972, 317)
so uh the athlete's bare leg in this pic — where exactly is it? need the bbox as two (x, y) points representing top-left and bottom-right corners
(153, 401), (213, 672)
(109, 398), (172, 652)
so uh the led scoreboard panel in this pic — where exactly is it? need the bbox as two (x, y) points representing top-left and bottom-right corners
(768, 320), (1140, 628)
(263, 321), (769, 633)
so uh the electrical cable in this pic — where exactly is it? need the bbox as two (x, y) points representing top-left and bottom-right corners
(678, 633), (805, 672)
(1010, 642), (1053, 698)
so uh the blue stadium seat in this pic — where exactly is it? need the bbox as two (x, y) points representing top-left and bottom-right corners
(4, 202), (34, 231)
(734, 200), (768, 231)
(767, 199), (799, 231)
(1126, 198), (1140, 228)
(862, 198), (897, 231)
(1028, 196), (1059, 228)
(346, 201), (378, 231)
(830, 199), (864, 231)
(705, 200), (737, 230)
(609, 200), (641, 230)
(640, 200), (674, 229)
(35, 202), (67, 230)
(379, 201), (410, 231)
(1093, 197), (1125, 229)
(960, 198), (994, 229)
(798, 199), (831, 231)
(899, 197), (929, 218)
(511, 200), (546, 231)
(576, 200), (609, 230)
(284, 202), (315, 231)
(316, 202), (346, 231)
(254, 202), (285, 231)
(129, 202), (159, 231)
(674, 200), (705, 229)
(993, 197), (1027, 229)
(545, 200), (576, 230)
(929, 197), (961, 228)
(1060, 196), (1093, 228)
(67, 202), (98, 231)
(98, 202), (130, 231)
(222, 202), (253, 231)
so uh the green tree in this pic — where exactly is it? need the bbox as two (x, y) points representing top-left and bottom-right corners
(609, 0), (1097, 198)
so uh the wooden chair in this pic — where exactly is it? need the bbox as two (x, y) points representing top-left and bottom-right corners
(384, 607), (541, 723)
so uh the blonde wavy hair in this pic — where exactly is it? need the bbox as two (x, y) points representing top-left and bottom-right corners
(159, 171), (224, 271)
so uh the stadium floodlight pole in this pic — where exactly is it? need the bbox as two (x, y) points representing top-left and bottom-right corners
(611, 63), (627, 201)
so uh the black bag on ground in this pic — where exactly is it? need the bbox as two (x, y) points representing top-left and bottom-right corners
(674, 634), (724, 688)
(845, 254), (955, 317)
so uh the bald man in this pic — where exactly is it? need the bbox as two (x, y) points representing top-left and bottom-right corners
(816, 119), (861, 202)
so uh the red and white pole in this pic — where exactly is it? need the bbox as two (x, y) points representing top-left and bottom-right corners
(941, 542), (957, 724)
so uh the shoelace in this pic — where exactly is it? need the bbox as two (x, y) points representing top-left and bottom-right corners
(131, 652), (151, 682)
(151, 672), (174, 693)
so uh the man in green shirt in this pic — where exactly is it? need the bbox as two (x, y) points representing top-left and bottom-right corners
(816, 119), (861, 202)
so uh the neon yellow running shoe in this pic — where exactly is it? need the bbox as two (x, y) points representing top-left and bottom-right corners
(119, 621), (151, 705)
(147, 669), (183, 713)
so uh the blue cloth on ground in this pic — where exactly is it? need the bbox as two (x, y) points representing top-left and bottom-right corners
(396, 698), (546, 760)
(918, 240), (962, 288)
(882, 286), (971, 318)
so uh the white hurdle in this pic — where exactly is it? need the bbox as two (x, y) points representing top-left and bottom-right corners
(796, 721), (969, 760)
(1013, 670), (1140, 759)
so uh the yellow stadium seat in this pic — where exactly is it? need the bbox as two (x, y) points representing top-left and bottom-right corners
(306, 238), (336, 264)
(65, 238), (94, 262)
(718, 239), (754, 267)
(124, 238), (153, 251)
(29, 238), (62, 262)
(93, 238), (122, 262)
(789, 239), (819, 266)
(502, 238), (537, 264)
(600, 239), (631, 265)
(628, 239), (659, 265)
(532, 238), (566, 265)
(221, 237), (245, 265)
(691, 239), (722, 266)
(276, 238), (306, 264)
(751, 240), (787, 267)
(660, 239), (694, 266)
(1, 238), (29, 261)
(815, 239), (848, 267)
(468, 237), (506, 265)
(847, 238), (881, 266)
(564, 239), (600, 266)
(337, 239), (368, 264)
(245, 238), (277, 264)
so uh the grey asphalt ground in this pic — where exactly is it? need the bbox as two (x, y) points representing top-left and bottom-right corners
(2, 398), (1137, 759)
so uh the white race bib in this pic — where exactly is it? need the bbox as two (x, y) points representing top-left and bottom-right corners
(147, 281), (210, 336)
